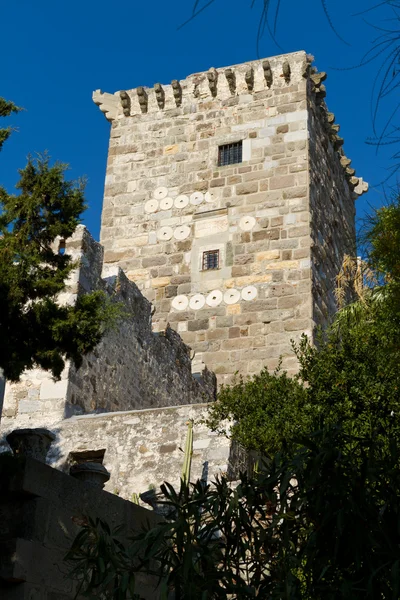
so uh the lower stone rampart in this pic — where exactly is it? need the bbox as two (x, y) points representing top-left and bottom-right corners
(53, 403), (230, 500)
(0, 403), (231, 502)
(0, 456), (161, 599)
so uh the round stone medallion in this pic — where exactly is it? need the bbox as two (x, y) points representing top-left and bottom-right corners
(154, 186), (168, 200)
(171, 295), (189, 311)
(205, 190), (218, 203)
(144, 199), (159, 214)
(160, 197), (173, 210)
(174, 225), (191, 240)
(241, 285), (258, 301)
(189, 294), (206, 310)
(174, 194), (189, 209)
(224, 289), (241, 305)
(239, 216), (256, 231)
(190, 191), (204, 206)
(206, 289), (223, 307)
(157, 226), (173, 241)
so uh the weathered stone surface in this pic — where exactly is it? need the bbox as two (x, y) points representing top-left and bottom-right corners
(1, 404), (231, 501)
(0, 456), (161, 598)
(1, 227), (216, 430)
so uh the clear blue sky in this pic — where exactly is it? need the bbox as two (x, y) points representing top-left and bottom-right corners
(1, 0), (397, 240)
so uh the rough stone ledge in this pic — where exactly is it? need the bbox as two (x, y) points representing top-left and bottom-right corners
(64, 401), (211, 421)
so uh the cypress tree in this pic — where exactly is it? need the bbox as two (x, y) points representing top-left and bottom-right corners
(0, 99), (116, 381)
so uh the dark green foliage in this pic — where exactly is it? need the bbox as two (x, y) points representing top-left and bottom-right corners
(67, 426), (400, 598)
(206, 366), (309, 456)
(206, 318), (400, 462)
(66, 516), (141, 600)
(0, 154), (118, 381)
(366, 200), (400, 279)
(0, 96), (21, 151)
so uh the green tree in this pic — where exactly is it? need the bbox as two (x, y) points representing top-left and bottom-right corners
(0, 101), (117, 381)
(205, 366), (309, 456)
(0, 97), (20, 152)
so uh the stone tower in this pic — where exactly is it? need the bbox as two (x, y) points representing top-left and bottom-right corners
(94, 51), (366, 385)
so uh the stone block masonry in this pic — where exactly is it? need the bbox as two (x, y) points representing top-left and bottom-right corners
(96, 50), (367, 385)
(0, 403), (231, 503)
(49, 403), (230, 500)
(1, 225), (215, 431)
(0, 456), (161, 598)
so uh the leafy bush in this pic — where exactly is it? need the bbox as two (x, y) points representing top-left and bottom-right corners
(67, 423), (400, 599)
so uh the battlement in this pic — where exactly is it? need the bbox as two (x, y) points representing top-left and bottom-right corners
(93, 52), (309, 120)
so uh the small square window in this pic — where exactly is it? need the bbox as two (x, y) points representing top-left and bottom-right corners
(218, 142), (242, 167)
(202, 250), (220, 271)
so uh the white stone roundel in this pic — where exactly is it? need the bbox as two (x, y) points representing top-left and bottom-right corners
(171, 295), (189, 311)
(144, 199), (159, 214)
(224, 289), (241, 305)
(239, 216), (256, 231)
(242, 285), (258, 301)
(189, 294), (206, 310)
(157, 226), (173, 241)
(206, 289), (223, 307)
(174, 194), (189, 209)
(160, 197), (173, 210)
(174, 225), (191, 240)
(190, 191), (204, 206)
(205, 190), (218, 203)
(154, 186), (168, 200)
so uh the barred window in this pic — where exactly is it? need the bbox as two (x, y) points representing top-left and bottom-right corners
(218, 141), (242, 167)
(202, 250), (220, 271)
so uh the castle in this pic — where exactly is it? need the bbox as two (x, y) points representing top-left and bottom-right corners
(0, 51), (367, 498)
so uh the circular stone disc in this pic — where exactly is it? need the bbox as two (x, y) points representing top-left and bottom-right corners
(239, 216), (256, 231)
(173, 225), (191, 240)
(189, 294), (206, 310)
(206, 289), (223, 307)
(190, 191), (204, 206)
(241, 285), (258, 301)
(144, 199), (159, 214)
(174, 194), (189, 209)
(171, 295), (189, 311)
(154, 186), (168, 200)
(224, 289), (241, 305)
(160, 197), (173, 210)
(157, 226), (173, 241)
(205, 190), (218, 203)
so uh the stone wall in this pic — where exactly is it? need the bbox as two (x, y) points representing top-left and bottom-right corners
(307, 76), (357, 326)
(1, 226), (215, 431)
(0, 456), (160, 599)
(96, 50), (367, 384)
(0, 403), (231, 502)
(68, 266), (216, 416)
